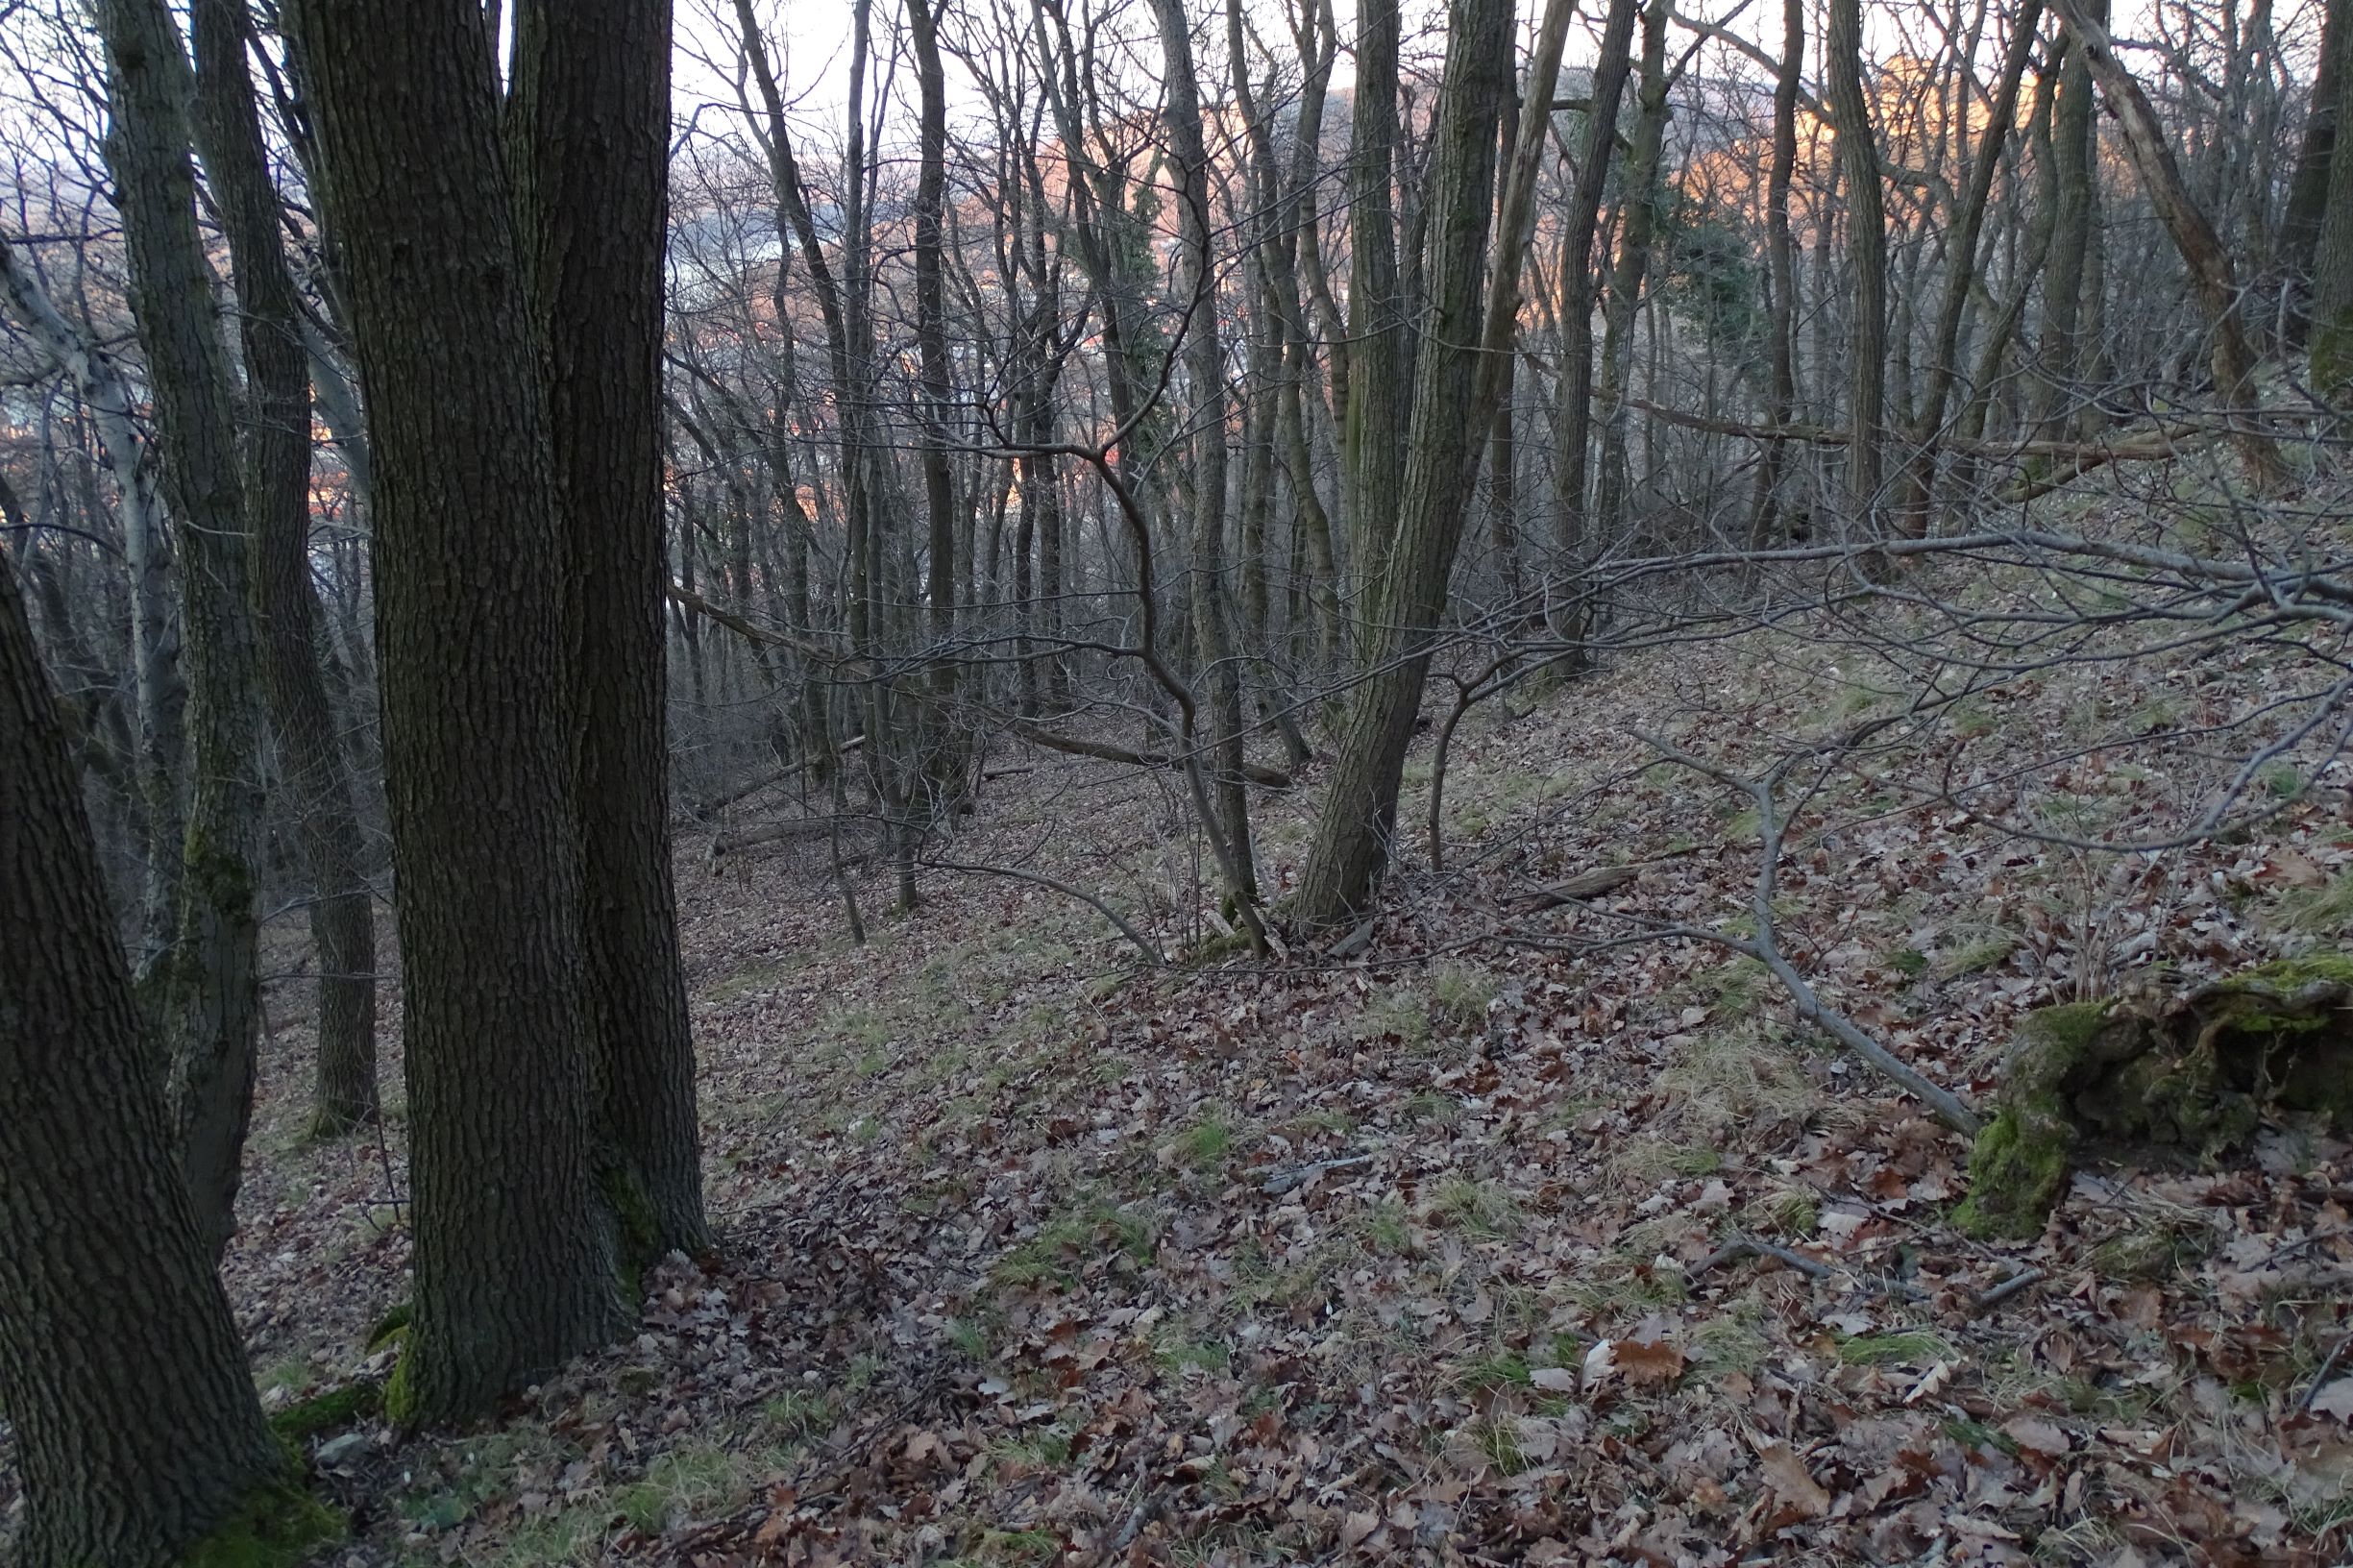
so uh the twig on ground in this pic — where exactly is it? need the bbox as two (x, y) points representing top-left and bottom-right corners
(1690, 1233), (1928, 1301)
(1970, 1266), (2047, 1314)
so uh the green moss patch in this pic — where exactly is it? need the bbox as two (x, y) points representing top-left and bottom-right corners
(184, 1479), (343, 1567)
(267, 1380), (383, 1444)
(1960, 965), (2353, 1236)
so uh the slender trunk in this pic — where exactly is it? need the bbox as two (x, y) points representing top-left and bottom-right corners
(1902, 0), (2042, 526)
(1151, 0), (1258, 908)
(1294, 0), (1569, 924)
(1549, 0), (1643, 560)
(190, 0), (380, 1138)
(1593, 0), (1670, 545)
(2047, 0), (2287, 482)
(1827, 0), (1889, 527)
(1745, 0), (1803, 549)
(96, 0), (270, 1258)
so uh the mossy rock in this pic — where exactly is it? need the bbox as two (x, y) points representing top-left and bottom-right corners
(1958, 962), (2353, 1237)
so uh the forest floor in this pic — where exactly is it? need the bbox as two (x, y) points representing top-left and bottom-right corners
(24, 512), (2353, 1567)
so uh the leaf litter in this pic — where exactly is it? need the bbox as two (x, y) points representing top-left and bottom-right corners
(9, 541), (2353, 1565)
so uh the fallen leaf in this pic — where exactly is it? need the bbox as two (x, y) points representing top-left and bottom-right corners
(1751, 1437), (1830, 1517)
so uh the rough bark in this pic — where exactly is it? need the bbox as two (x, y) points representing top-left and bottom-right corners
(1150, 0), (1259, 910)
(2046, 0), (2287, 484)
(287, 0), (627, 1423)
(511, 0), (710, 1262)
(1344, 0), (1406, 613)
(0, 235), (184, 965)
(95, 0), (270, 1258)
(190, 0), (380, 1138)
(0, 551), (300, 1567)
(1293, 0), (1563, 924)
(1826, 0), (1890, 526)
(1548, 0), (1643, 559)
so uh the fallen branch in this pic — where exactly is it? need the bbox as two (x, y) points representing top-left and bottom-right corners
(918, 856), (1165, 966)
(1970, 1267), (2047, 1314)
(709, 817), (852, 859)
(999, 714), (1292, 788)
(1625, 733), (1982, 1136)
(1689, 1234), (1927, 1302)
(692, 734), (867, 819)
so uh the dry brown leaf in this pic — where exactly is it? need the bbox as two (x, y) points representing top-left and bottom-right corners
(1751, 1437), (1830, 1518)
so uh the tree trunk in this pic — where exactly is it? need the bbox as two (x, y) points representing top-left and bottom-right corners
(1151, 0), (1260, 911)
(190, 0), (380, 1139)
(908, 0), (966, 814)
(1548, 0), (1643, 560)
(1826, 0), (1890, 527)
(0, 552), (301, 1568)
(1293, 0), (1565, 925)
(511, 0), (710, 1263)
(0, 236), (184, 968)
(288, 0), (627, 1423)
(1344, 0), (1406, 618)
(1593, 0), (1671, 545)
(1744, 0), (1804, 549)
(2046, 0), (2288, 484)
(95, 0), (271, 1259)
(2280, 0), (2349, 309)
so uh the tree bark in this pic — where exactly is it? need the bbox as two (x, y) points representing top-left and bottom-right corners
(1548, 0), (1643, 559)
(1344, 0), (1406, 615)
(1826, 0), (1890, 527)
(2046, 0), (2288, 484)
(1293, 0), (1566, 924)
(190, 0), (380, 1139)
(1744, 0), (1804, 549)
(0, 551), (294, 1567)
(2281, 0), (2349, 306)
(0, 236), (184, 967)
(95, 0), (271, 1258)
(287, 0), (627, 1423)
(511, 0), (710, 1262)
(1151, 0), (1259, 911)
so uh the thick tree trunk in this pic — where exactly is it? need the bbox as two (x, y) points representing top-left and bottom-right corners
(0, 237), (185, 966)
(512, 0), (710, 1262)
(0, 553), (297, 1568)
(190, 0), (380, 1139)
(288, 0), (627, 1423)
(95, 0), (270, 1258)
